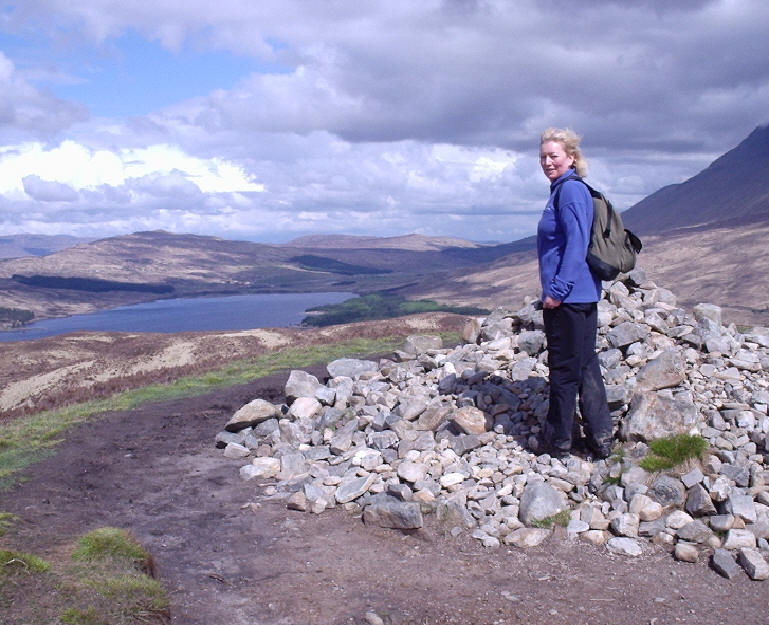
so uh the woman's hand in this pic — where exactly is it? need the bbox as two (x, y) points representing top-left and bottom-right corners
(543, 295), (562, 309)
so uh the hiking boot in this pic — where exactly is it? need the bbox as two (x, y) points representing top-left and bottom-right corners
(587, 440), (612, 460)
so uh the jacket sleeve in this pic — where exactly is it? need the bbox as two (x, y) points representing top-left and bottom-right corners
(548, 181), (592, 301)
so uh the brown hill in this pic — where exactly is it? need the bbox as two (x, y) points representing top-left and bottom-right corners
(285, 233), (482, 250)
(0, 230), (501, 324)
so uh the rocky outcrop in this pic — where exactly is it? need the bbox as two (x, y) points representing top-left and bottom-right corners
(216, 268), (769, 581)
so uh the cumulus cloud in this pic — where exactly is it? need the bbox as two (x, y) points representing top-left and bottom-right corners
(21, 175), (79, 202)
(0, 0), (767, 242)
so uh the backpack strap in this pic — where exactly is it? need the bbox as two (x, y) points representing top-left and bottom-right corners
(553, 173), (613, 239)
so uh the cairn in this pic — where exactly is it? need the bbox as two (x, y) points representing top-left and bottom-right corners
(215, 268), (769, 581)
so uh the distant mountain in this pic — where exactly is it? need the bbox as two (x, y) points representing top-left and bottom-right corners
(0, 230), (508, 325)
(622, 124), (769, 234)
(0, 234), (95, 259)
(285, 233), (482, 250)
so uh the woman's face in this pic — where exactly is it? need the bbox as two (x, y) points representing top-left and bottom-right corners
(540, 140), (575, 182)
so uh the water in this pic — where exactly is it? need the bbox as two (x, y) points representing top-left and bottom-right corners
(0, 291), (356, 343)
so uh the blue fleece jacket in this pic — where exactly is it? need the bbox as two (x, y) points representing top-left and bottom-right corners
(536, 169), (602, 303)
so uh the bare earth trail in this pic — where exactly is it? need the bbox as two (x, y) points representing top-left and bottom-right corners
(1, 368), (766, 625)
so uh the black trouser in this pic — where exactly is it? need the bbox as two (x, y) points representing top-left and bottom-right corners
(543, 302), (612, 453)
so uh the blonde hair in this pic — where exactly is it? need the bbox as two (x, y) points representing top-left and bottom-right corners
(540, 127), (588, 177)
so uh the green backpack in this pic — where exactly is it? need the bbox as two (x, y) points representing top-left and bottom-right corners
(555, 174), (642, 281)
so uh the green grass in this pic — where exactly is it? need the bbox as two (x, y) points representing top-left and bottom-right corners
(639, 434), (709, 472)
(0, 335), (444, 490)
(0, 512), (16, 537)
(72, 528), (151, 567)
(1, 528), (168, 625)
(0, 548), (51, 574)
(303, 293), (489, 326)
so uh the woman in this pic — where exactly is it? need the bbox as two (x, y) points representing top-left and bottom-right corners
(536, 127), (612, 460)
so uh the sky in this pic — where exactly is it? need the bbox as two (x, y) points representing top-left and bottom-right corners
(0, 0), (767, 245)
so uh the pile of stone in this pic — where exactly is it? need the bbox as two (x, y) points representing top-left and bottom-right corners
(215, 268), (769, 581)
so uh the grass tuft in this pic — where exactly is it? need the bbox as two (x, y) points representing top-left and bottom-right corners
(639, 434), (709, 472)
(0, 548), (51, 574)
(0, 512), (17, 537)
(72, 528), (150, 568)
(530, 509), (571, 529)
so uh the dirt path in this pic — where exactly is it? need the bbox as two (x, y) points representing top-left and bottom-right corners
(1, 368), (766, 625)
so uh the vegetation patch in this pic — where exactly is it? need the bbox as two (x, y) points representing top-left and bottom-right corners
(530, 509), (571, 529)
(303, 293), (489, 326)
(0, 512), (17, 537)
(1, 528), (168, 625)
(1, 548), (51, 574)
(0, 307), (34, 324)
(72, 528), (152, 569)
(639, 434), (709, 472)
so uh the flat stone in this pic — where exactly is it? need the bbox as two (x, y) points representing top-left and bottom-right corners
(335, 474), (376, 504)
(223, 442), (251, 459)
(711, 548), (742, 579)
(226, 398), (279, 431)
(606, 537), (643, 556)
(503, 527), (551, 548)
(676, 520), (713, 544)
(723, 528), (757, 550)
(362, 497), (423, 529)
(327, 358), (378, 379)
(737, 548), (769, 580)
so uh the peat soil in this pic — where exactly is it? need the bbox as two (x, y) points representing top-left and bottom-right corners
(1, 366), (767, 625)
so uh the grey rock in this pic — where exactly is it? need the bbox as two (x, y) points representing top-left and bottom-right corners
(635, 350), (685, 391)
(278, 453), (310, 481)
(649, 475), (686, 507)
(519, 482), (567, 525)
(327, 358), (378, 379)
(285, 370), (322, 402)
(725, 493), (758, 524)
(517, 330), (546, 355)
(607, 322), (649, 349)
(335, 474), (375, 504)
(622, 391), (699, 441)
(711, 548), (742, 579)
(363, 496), (423, 529)
(606, 537), (643, 556)
(226, 398), (279, 431)
(685, 484), (718, 517)
(723, 529), (757, 550)
(737, 548), (769, 580)
(676, 520), (713, 544)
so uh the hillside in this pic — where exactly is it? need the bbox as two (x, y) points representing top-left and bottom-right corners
(285, 233), (482, 250)
(0, 230), (502, 324)
(622, 124), (769, 234)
